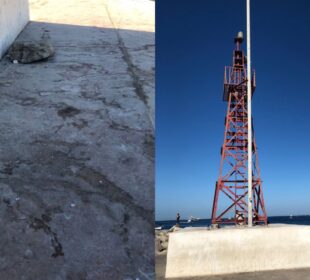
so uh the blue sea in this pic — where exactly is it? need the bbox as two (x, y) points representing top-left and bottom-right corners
(155, 215), (310, 230)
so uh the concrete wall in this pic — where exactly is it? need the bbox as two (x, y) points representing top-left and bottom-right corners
(0, 0), (29, 57)
(166, 225), (310, 278)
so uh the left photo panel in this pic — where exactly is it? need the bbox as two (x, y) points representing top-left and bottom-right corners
(0, 0), (155, 279)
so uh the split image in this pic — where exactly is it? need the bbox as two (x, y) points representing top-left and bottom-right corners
(1, 0), (310, 280)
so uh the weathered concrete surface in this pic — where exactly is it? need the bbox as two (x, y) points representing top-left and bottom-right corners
(157, 252), (310, 280)
(166, 225), (310, 278)
(0, 0), (29, 57)
(29, 0), (155, 126)
(0, 0), (154, 279)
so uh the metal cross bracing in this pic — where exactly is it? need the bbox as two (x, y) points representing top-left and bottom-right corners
(211, 33), (267, 226)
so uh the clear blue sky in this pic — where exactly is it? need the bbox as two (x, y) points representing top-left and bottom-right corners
(156, 0), (310, 221)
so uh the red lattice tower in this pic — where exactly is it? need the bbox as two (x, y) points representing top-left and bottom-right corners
(211, 32), (267, 226)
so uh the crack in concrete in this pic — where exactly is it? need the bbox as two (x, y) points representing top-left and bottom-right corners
(77, 166), (153, 226)
(30, 215), (64, 258)
(103, 3), (154, 131)
(3, 169), (153, 229)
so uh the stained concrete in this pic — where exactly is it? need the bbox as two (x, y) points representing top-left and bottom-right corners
(156, 253), (310, 280)
(0, 0), (154, 279)
(0, 0), (29, 57)
(165, 225), (310, 279)
(29, 0), (155, 126)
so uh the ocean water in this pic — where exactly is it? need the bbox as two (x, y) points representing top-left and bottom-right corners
(155, 215), (310, 230)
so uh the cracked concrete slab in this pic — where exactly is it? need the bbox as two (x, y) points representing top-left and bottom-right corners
(0, 0), (154, 279)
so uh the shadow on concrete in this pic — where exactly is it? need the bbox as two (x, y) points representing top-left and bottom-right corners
(169, 268), (310, 280)
(156, 254), (310, 280)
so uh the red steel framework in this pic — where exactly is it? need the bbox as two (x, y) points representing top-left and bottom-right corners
(211, 33), (267, 226)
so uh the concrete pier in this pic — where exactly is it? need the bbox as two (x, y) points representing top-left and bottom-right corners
(0, 0), (154, 278)
(166, 225), (310, 278)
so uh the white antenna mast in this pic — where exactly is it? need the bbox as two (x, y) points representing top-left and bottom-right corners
(247, 0), (253, 227)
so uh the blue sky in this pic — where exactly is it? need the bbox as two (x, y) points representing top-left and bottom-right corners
(156, 0), (310, 221)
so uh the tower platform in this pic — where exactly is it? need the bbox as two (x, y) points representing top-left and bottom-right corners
(165, 225), (310, 278)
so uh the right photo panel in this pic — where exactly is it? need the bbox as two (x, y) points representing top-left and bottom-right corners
(156, 0), (310, 279)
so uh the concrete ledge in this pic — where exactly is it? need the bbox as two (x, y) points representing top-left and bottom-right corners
(165, 225), (310, 278)
(0, 0), (29, 58)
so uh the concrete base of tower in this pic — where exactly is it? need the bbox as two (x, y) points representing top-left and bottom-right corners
(165, 224), (310, 278)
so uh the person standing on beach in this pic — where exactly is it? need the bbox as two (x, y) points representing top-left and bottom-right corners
(176, 213), (180, 227)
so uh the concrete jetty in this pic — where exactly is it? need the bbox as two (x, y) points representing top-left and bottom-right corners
(0, 0), (154, 278)
(165, 225), (310, 278)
